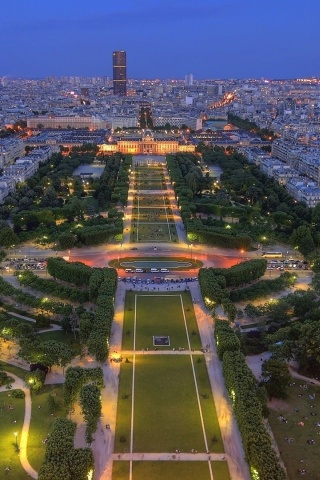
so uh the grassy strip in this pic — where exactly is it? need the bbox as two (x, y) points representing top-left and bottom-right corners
(193, 358), (224, 453)
(212, 461), (231, 480)
(112, 461), (130, 479)
(114, 355), (133, 452)
(109, 256), (202, 270)
(0, 361), (28, 377)
(132, 461), (213, 480)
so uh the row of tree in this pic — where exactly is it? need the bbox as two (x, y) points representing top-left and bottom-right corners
(214, 320), (286, 480)
(198, 259), (267, 320)
(87, 269), (117, 361)
(63, 366), (104, 444)
(38, 418), (94, 480)
(0, 276), (72, 316)
(229, 271), (294, 302)
(17, 270), (90, 303)
(46, 258), (117, 361)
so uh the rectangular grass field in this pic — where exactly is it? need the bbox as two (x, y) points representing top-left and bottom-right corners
(122, 292), (202, 351)
(131, 222), (177, 243)
(132, 355), (214, 453)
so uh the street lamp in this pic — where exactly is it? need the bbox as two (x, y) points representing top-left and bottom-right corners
(14, 432), (18, 449)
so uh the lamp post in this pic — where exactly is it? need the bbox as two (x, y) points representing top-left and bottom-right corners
(14, 432), (18, 449)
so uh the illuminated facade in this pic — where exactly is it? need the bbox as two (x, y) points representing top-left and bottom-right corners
(99, 129), (195, 155)
(113, 51), (127, 96)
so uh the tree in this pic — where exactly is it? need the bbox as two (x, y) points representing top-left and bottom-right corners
(291, 225), (315, 256)
(0, 227), (19, 248)
(25, 369), (46, 392)
(261, 358), (291, 399)
(296, 321), (320, 374)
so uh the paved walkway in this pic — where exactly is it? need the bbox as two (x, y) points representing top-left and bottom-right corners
(113, 452), (227, 461)
(189, 283), (251, 480)
(1, 372), (38, 479)
(246, 353), (320, 386)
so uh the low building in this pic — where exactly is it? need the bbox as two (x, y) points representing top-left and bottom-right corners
(99, 129), (195, 155)
(27, 115), (108, 130)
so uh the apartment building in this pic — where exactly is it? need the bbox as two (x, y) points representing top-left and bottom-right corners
(0, 138), (25, 167)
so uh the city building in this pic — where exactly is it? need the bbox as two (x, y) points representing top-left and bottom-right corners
(27, 115), (107, 130)
(99, 129), (195, 155)
(113, 51), (127, 96)
(0, 138), (25, 167)
(185, 74), (194, 87)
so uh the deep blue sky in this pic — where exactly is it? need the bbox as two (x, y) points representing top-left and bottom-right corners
(1, 0), (319, 79)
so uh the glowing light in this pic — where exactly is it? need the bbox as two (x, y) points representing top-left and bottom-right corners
(251, 467), (260, 480)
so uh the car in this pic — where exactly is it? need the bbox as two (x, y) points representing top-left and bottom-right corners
(130, 247), (138, 250)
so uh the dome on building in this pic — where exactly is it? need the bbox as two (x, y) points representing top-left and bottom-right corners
(143, 129), (154, 138)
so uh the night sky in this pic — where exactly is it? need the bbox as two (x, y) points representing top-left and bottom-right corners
(1, 0), (319, 79)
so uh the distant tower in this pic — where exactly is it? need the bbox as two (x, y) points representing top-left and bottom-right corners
(185, 74), (193, 87)
(113, 51), (127, 96)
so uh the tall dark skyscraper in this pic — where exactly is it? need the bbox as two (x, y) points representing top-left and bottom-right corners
(113, 50), (127, 96)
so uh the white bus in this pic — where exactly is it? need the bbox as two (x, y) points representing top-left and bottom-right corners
(261, 252), (283, 258)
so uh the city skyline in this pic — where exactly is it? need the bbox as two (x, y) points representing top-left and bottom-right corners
(1, 0), (320, 79)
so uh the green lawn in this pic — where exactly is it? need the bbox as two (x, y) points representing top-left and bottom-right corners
(268, 381), (320, 479)
(0, 361), (28, 378)
(110, 256), (202, 271)
(28, 384), (67, 472)
(131, 222), (177, 243)
(132, 355), (218, 453)
(212, 461), (231, 480)
(0, 362), (69, 477)
(132, 207), (174, 223)
(113, 461), (228, 480)
(112, 461), (130, 480)
(114, 356), (133, 452)
(132, 461), (216, 480)
(122, 292), (202, 351)
(133, 194), (169, 208)
(0, 390), (29, 479)
(135, 181), (166, 190)
(133, 166), (167, 190)
(117, 355), (212, 454)
(37, 330), (82, 355)
(194, 359), (224, 452)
